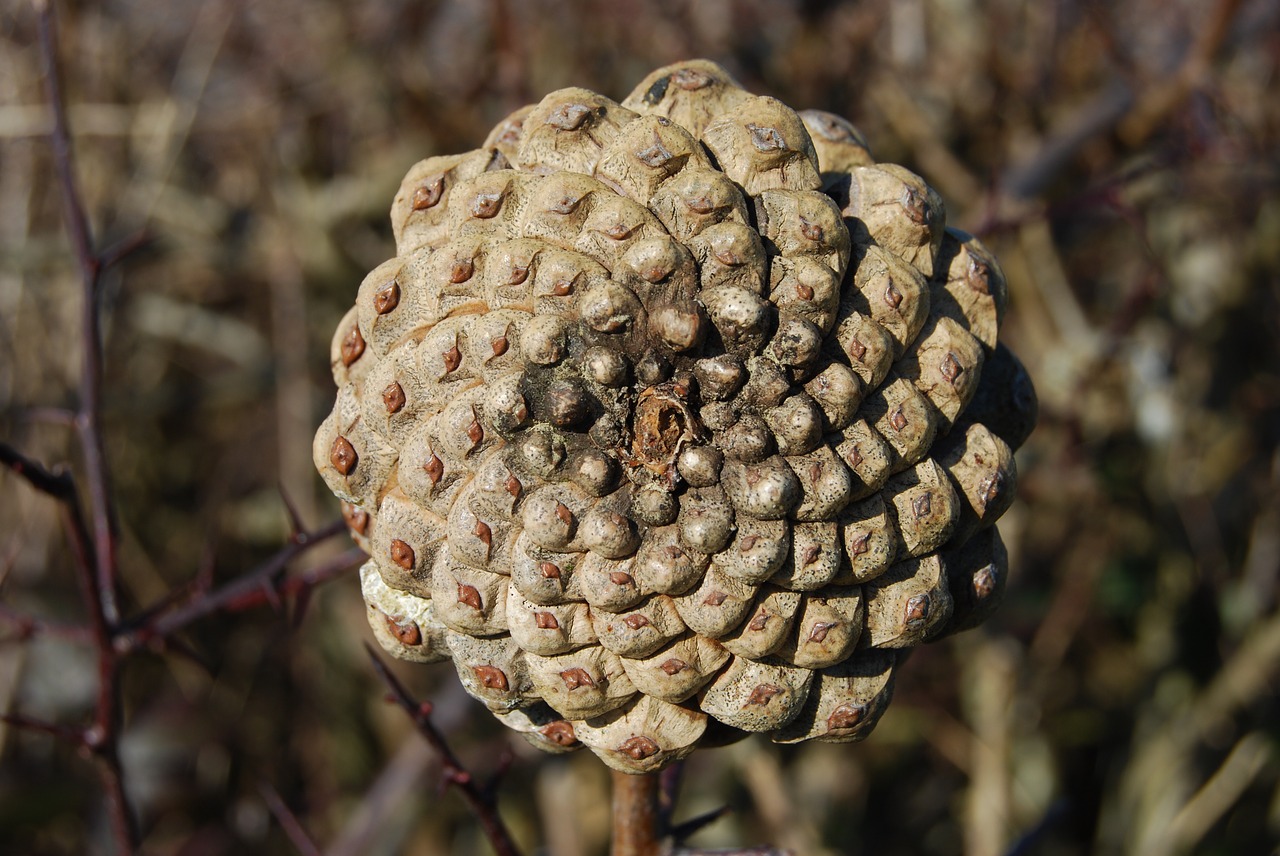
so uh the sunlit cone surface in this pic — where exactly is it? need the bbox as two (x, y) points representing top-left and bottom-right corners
(316, 60), (1037, 773)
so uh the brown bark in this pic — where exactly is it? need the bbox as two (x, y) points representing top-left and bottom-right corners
(611, 769), (663, 856)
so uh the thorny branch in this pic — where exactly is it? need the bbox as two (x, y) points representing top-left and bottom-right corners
(365, 645), (525, 856)
(0, 4), (364, 854)
(259, 781), (325, 856)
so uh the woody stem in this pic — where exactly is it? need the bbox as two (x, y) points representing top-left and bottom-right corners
(611, 768), (664, 856)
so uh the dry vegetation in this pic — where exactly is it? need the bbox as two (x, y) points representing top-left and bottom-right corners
(1, 1), (1278, 854)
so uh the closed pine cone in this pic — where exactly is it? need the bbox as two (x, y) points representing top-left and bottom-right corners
(315, 60), (1037, 774)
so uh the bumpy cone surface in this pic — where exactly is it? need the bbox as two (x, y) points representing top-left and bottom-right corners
(316, 60), (1037, 773)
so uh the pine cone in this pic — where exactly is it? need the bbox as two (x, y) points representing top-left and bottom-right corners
(315, 60), (1036, 774)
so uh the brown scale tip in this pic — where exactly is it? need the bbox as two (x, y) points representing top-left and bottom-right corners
(340, 325), (365, 367)
(746, 684), (783, 706)
(450, 258), (475, 284)
(686, 194), (715, 214)
(539, 561), (562, 579)
(747, 123), (788, 152)
(660, 658), (688, 676)
(808, 622), (836, 643)
(547, 102), (593, 130)
(941, 353), (964, 385)
(473, 665), (509, 691)
(848, 531), (871, 556)
(505, 473), (523, 499)
(884, 282), (903, 309)
(845, 445), (865, 469)
(904, 594), (930, 628)
(424, 454), (444, 485)
(636, 134), (675, 168)
(623, 615), (651, 630)
(748, 613), (770, 632)
(619, 735), (661, 760)
(610, 571), (634, 586)
(535, 611), (560, 630)
(979, 472), (1004, 508)
(672, 67), (714, 90)
(341, 502), (368, 534)
(889, 407), (909, 432)
(704, 591), (729, 607)
(390, 539), (416, 570)
(330, 436), (357, 475)
(385, 615), (422, 646)
(492, 335), (509, 357)
(458, 584), (483, 610)
(467, 415), (485, 448)
(847, 337), (867, 361)
(374, 280), (400, 315)
(902, 186), (930, 226)
(382, 381), (406, 414)
(796, 281), (814, 301)
(548, 193), (585, 215)
(470, 191), (503, 219)
(912, 493), (933, 519)
(411, 176), (444, 210)
(473, 520), (493, 554)
(560, 668), (596, 690)
(974, 566), (998, 599)
(827, 702), (866, 730)
(542, 721), (578, 746)
(443, 343), (462, 374)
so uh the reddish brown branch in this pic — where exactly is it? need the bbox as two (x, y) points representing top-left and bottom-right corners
(364, 645), (523, 856)
(115, 522), (355, 650)
(36, 0), (123, 629)
(1, 711), (88, 745)
(259, 781), (324, 856)
(0, 603), (93, 643)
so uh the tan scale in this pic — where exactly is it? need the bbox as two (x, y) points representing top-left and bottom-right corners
(718, 587), (802, 659)
(929, 228), (1008, 350)
(861, 554), (952, 648)
(883, 458), (962, 558)
(506, 587), (598, 656)
(773, 650), (897, 744)
(777, 586), (864, 669)
(516, 88), (639, 176)
(840, 163), (946, 279)
(525, 645), (638, 720)
(773, 520), (844, 591)
(594, 114), (713, 204)
(574, 695), (707, 774)
(618, 632), (731, 703)
(361, 562), (451, 664)
(847, 244), (932, 357)
(699, 656), (813, 732)
(938, 422), (1018, 545)
(591, 594), (687, 659)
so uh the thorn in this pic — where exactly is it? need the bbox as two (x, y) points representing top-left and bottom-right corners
(279, 485), (307, 539)
(291, 583), (314, 630)
(669, 804), (732, 843)
(262, 580), (283, 612)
